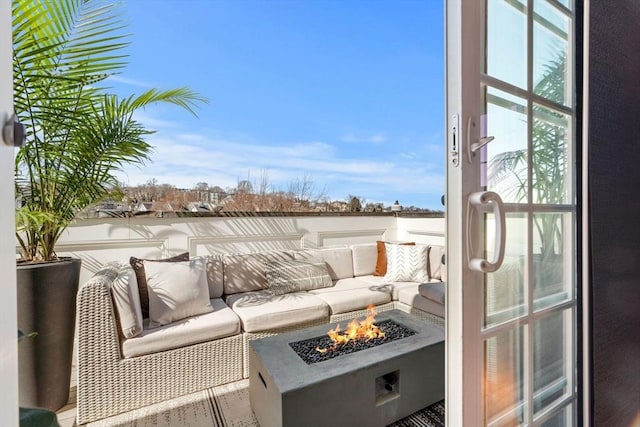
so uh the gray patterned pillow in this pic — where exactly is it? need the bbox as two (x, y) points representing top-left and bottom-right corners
(265, 260), (333, 295)
(383, 243), (430, 282)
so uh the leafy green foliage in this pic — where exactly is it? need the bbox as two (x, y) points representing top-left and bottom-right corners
(13, 0), (207, 261)
(488, 54), (568, 257)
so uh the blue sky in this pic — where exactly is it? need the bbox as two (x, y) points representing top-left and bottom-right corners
(109, 0), (445, 209)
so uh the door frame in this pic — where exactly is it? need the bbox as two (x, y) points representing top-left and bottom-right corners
(444, 0), (588, 425)
(445, 0), (485, 424)
(0, 0), (19, 425)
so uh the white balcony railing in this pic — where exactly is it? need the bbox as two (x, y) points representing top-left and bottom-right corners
(50, 212), (445, 286)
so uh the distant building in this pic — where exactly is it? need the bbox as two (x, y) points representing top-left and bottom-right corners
(94, 200), (131, 218)
(186, 202), (217, 212)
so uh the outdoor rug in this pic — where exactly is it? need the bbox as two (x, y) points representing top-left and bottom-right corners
(85, 379), (444, 427)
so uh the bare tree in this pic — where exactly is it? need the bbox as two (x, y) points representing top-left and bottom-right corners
(288, 174), (328, 211)
(194, 182), (209, 192)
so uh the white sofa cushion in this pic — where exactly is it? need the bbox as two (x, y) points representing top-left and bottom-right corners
(356, 275), (422, 300)
(383, 243), (430, 282)
(225, 290), (329, 333)
(310, 277), (379, 292)
(129, 252), (190, 319)
(419, 282), (446, 305)
(121, 298), (240, 358)
(223, 250), (294, 294)
(398, 287), (445, 318)
(144, 258), (213, 329)
(265, 259), (333, 295)
(429, 245), (446, 281)
(310, 288), (391, 314)
(110, 264), (144, 339)
(294, 247), (354, 280)
(350, 243), (378, 277)
(205, 255), (224, 298)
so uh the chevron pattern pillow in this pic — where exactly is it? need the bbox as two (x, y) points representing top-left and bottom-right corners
(383, 243), (430, 282)
(265, 260), (333, 295)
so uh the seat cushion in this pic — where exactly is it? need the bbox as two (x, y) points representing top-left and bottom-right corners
(356, 275), (423, 300)
(122, 298), (241, 358)
(225, 290), (329, 332)
(310, 288), (392, 314)
(419, 282), (446, 305)
(398, 287), (445, 318)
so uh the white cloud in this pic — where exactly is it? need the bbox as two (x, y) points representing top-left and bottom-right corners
(107, 75), (153, 88)
(340, 132), (387, 144)
(132, 111), (180, 130)
(115, 126), (445, 207)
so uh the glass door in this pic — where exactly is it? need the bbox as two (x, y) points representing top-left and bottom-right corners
(445, 0), (579, 425)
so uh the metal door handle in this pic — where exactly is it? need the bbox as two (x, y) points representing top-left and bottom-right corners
(466, 191), (505, 272)
(465, 116), (494, 163)
(3, 114), (25, 147)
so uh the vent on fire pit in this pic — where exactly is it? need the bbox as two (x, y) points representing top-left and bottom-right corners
(289, 318), (416, 364)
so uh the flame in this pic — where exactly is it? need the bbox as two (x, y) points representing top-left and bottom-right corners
(315, 305), (385, 353)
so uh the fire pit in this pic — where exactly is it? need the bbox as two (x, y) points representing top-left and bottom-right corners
(249, 309), (444, 427)
(289, 307), (416, 364)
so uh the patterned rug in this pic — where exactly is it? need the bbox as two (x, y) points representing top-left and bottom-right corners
(85, 379), (444, 427)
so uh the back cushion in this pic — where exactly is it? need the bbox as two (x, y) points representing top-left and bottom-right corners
(350, 243), (378, 277)
(294, 247), (354, 280)
(223, 250), (294, 295)
(265, 259), (333, 295)
(440, 250), (447, 282)
(428, 245), (446, 281)
(205, 255), (224, 298)
(129, 252), (190, 319)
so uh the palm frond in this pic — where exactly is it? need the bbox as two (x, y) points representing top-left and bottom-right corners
(13, 0), (207, 261)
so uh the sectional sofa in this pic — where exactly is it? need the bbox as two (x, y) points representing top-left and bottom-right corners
(76, 242), (446, 424)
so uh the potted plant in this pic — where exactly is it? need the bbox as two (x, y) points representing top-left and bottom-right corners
(13, 0), (205, 411)
(488, 53), (568, 294)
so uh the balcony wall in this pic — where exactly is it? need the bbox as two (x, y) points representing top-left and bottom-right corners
(51, 213), (445, 286)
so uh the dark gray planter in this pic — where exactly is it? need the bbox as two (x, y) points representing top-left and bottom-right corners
(17, 258), (81, 412)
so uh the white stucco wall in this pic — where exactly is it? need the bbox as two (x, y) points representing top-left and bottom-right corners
(52, 214), (444, 286)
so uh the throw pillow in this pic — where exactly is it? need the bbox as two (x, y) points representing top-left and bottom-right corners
(144, 258), (213, 328)
(374, 241), (415, 276)
(130, 252), (189, 318)
(265, 259), (333, 295)
(110, 265), (144, 339)
(383, 243), (430, 282)
(428, 245), (445, 281)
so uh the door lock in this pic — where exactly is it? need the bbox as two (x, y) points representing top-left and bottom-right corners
(450, 114), (460, 166)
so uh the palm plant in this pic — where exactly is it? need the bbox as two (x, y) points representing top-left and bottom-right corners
(488, 54), (568, 261)
(13, 0), (206, 262)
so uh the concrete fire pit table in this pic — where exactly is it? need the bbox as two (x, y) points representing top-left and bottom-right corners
(249, 310), (444, 427)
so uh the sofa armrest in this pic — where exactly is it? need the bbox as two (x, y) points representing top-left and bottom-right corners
(76, 262), (127, 387)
